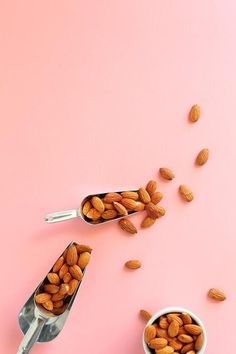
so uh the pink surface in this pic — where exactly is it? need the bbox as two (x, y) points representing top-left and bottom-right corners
(0, 1), (236, 353)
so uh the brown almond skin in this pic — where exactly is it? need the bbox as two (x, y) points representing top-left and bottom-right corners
(146, 203), (166, 219)
(167, 314), (183, 326)
(66, 244), (78, 266)
(159, 316), (169, 329)
(52, 256), (64, 273)
(179, 185), (194, 202)
(76, 244), (92, 254)
(104, 202), (115, 210)
(53, 300), (64, 309)
(144, 325), (157, 343)
(159, 168), (175, 180)
(103, 192), (122, 203)
(47, 272), (60, 285)
(149, 337), (168, 350)
(139, 188), (151, 204)
(141, 216), (156, 228)
(181, 342), (194, 353)
(189, 104), (200, 122)
(168, 339), (183, 351)
(86, 208), (101, 220)
(140, 309), (152, 322)
(44, 284), (59, 294)
(184, 325), (202, 335)
(51, 292), (65, 302)
(42, 300), (53, 311)
(208, 288), (226, 301)
(146, 180), (157, 195)
(53, 304), (67, 315)
(196, 148), (209, 166)
(151, 191), (163, 204)
(180, 313), (192, 325)
(58, 283), (70, 295)
(125, 260), (141, 269)
(118, 219), (137, 234)
(82, 200), (92, 216)
(69, 265), (83, 280)
(59, 263), (69, 279)
(195, 333), (204, 351)
(78, 252), (91, 270)
(35, 293), (51, 304)
(101, 209), (118, 219)
(134, 201), (145, 211)
(121, 191), (139, 200)
(155, 346), (174, 354)
(113, 202), (128, 216)
(120, 198), (138, 210)
(63, 272), (72, 283)
(168, 320), (179, 338)
(178, 334), (193, 343)
(91, 196), (105, 213)
(68, 279), (79, 296)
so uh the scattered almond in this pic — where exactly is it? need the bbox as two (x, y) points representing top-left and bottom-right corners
(208, 288), (226, 301)
(125, 260), (141, 269)
(189, 104), (200, 123)
(141, 216), (156, 228)
(118, 219), (137, 234)
(146, 203), (166, 219)
(151, 191), (163, 204)
(140, 309), (152, 322)
(139, 188), (151, 204)
(146, 180), (157, 195)
(196, 148), (209, 166)
(76, 244), (92, 254)
(179, 185), (194, 202)
(159, 168), (175, 180)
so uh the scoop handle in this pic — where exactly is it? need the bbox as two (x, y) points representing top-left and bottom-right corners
(16, 317), (45, 353)
(45, 209), (80, 223)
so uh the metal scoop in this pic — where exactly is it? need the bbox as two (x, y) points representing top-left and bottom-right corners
(45, 190), (139, 224)
(17, 241), (91, 353)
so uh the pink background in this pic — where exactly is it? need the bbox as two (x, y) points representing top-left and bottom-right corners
(1, 1), (236, 353)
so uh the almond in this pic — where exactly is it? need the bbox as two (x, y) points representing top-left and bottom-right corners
(59, 263), (69, 279)
(196, 148), (209, 166)
(140, 309), (152, 322)
(104, 202), (115, 210)
(42, 300), (53, 311)
(101, 209), (118, 219)
(195, 333), (204, 351)
(82, 200), (92, 216)
(156, 327), (169, 340)
(76, 244), (92, 254)
(118, 219), (137, 234)
(178, 334), (193, 343)
(168, 339), (183, 351)
(178, 327), (188, 335)
(59, 283), (70, 295)
(185, 351), (195, 354)
(53, 304), (67, 315)
(134, 201), (145, 211)
(35, 293), (51, 304)
(149, 337), (168, 350)
(63, 272), (72, 283)
(181, 343), (194, 353)
(66, 245), (78, 266)
(168, 320), (179, 338)
(69, 265), (83, 280)
(146, 203), (166, 219)
(51, 292), (65, 302)
(121, 191), (139, 200)
(184, 325), (202, 336)
(208, 288), (226, 301)
(91, 196), (105, 213)
(159, 317), (169, 329)
(146, 180), (157, 195)
(159, 168), (175, 180)
(44, 284), (59, 294)
(139, 188), (151, 203)
(155, 346), (174, 354)
(141, 216), (156, 228)
(113, 202), (128, 216)
(53, 300), (64, 309)
(179, 185), (194, 202)
(167, 314), (183, 326)
(78, 252), (91, 270)
(151, 192), (163, 204)
(120, 198), (138, 210)
(68, 278), (79, 296)
(189, 104), (200, 122)
(144, 325), (157, 343)
(86, 208), (101, 220)
(47, 272), (60, 285)
(103, 193), (122, 203)
(180, 313), (192, 325)
(53, 256), (64, 273)
(125, 259), (141, 269)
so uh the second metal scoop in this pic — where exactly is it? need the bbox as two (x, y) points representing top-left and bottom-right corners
(17, 241), (91, 353)
(45, 190), (140, 224)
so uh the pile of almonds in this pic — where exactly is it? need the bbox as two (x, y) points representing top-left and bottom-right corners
(35, 243), (91, 315)
(144, 312), (204, 354)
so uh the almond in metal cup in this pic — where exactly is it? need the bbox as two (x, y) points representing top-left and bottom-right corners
(142, 307), (207, 354)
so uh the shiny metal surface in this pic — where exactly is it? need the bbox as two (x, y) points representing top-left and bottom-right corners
(45, 190), (139, 224)
(17, 241), (88, 353)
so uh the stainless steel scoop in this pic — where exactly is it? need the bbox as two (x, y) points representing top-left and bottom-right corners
(45, 190), (139, 224)
(17, 241), (91, 353)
